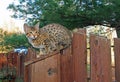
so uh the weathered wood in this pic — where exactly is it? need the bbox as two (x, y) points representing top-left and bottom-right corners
(24, 48), (36, 62)
(60, 47), (73, 82)
(45, 54), (60, 82)
(16, 55), (21, 77)
(114, 38), (120, 82)
(2, 31), (118, 82)
(72, 30), (87, 82)
(31, 54), (60, 82)
(24, 51), (59, 66)
(0, 52), (17, 82)
(90, 35), (112, 82)
(24, 53), (60, 82)
(7, 52), (18, 67)
(23, 48), (37, 82)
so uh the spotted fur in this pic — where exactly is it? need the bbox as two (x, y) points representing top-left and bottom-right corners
(24, 23), (72, 55)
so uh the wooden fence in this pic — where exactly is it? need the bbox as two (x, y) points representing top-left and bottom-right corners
(1, 29), (120, 82)
(0, 52), (18, 82)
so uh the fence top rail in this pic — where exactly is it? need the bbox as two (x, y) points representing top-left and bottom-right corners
(24, 50), (60, 66)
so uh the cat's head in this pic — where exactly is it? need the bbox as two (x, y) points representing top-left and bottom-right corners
(23, 23), (40, 40)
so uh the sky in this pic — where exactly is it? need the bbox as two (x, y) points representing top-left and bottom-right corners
(0, 0), (12, 24)
(0, 0), (24, 32)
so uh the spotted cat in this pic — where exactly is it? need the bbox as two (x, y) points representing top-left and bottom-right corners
(24, 23), (72, 55)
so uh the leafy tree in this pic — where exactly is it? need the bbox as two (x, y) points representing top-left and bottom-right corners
(3, 34), (30, 48)
(0, 29), (8, 53)
(7, 0), (120, 36)
(0, 32), (30, 53)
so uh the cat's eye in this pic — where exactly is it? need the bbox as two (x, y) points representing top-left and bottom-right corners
(42, 48), (45, 50)
(26, 33), (29, 35)
(30, 32), (32, 33)
(35, 31), (38, 33)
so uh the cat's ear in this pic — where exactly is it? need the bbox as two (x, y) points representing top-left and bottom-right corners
(23, 23), (29, 33)
(34, 22), (40, 30)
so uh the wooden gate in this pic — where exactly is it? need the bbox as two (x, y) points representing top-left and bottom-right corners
(23, 47), (73, 82)
(2, 29), (120, 82)
(24, 52), (60, 82)
(23, 29), (115, 82)
(23, 29), (87, 82)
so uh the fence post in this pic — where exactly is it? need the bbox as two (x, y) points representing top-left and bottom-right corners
(72, 29), (87, 82)
(60, 47), (73, 82)
(114, 38), (120, 82)
(24, 48), (36, 82)
(90, 35), (112, 82)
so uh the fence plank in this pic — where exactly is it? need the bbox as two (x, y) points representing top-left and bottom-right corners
(24, 51), (59, 66)
(24, 65), (31, 82)
(114, 38), (120, 82)
(16, 55), (21, 77)
(31, 60), (45, 82)
(60, 47), (73, 82)
(24, 53), (60, 82)
(0, 52), (17, 82)
(72, 30), (87, 82)
(23, 48), (37, 82)
(45, 54), (60, 82)
(90, 35), (112, 82)
(25, 48), (36, 61)
(0, 53), (7, 69)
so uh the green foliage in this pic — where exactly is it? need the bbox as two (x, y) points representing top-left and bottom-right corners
(7, 0), (120, 30)
(15, 77), (23, 82)
(0, 29), (30, 52)
(3, 34), (30, 47)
